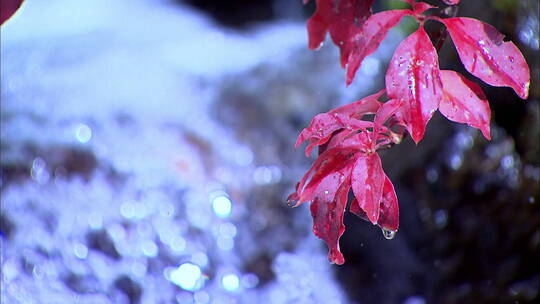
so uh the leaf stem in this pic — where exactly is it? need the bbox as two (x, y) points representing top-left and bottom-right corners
(431, 5), (459, 51)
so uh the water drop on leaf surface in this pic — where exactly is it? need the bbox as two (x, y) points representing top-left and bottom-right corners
(286, 198), (298, 208)
(382, 228), (396, 239)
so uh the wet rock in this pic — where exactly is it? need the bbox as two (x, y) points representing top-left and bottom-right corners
(86, 230), (120, 260)
(0, 212), (15, 240)
(64, 272), (101, 294)
(112, 275), (142, 304)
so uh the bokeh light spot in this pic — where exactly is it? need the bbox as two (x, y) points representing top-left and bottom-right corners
(222, 274), (240, 292)
(212, 195), (232, 218)
(170, 263), (202, 291)
(75, 123), (92, 143)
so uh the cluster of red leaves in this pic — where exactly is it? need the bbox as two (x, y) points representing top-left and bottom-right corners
(292, 0), (530, 264)
(1, 0), (24, 25)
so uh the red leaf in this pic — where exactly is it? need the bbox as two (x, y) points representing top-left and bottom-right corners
(310, 175), (351, 264)
(1, 0), (23, 25)
(306, 0), (374, 64)
(345, 9), (412, 85)
(349, 197), (368, 222)
(439, 70), (491, 140)
(350, 169), (399, 231)
(386, 26), (443, 144)
(295, 90), (385, 156)
(329, 89), (384, 118)
(441, 17), (530, 99)
(306, 0), (374, 52)
(377, 174), (399, 231)
(322, 130), (366, 153)
(412, 2), (436, 15)
(295, 113), (373, 156)
(351, 153), (385, 224)
(374, 98), (405, 131)
(296, 148), (356, 204)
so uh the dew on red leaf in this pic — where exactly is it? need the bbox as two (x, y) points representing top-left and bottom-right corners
(309, 173), (351, 265)
(295, 0), (531, 266)
(351, 153), (385, 224)
(382, 228), (396, 239)
(345, 9), (413, 85)
(385, 26), (443, 144)
(441, 17), (530, 99)
(439, 70), (491, 140)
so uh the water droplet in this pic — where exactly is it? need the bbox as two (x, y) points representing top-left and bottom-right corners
(508, 56), (515, 63)
(286, 198), (298, 208)
(381, 228), (396, 239)
(324, 190), (329, 195)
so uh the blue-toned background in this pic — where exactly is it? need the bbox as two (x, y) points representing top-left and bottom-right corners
(1, 1), (539, 304)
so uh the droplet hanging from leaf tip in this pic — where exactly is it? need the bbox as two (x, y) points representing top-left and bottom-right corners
(285, 198), (298, 208)
(381, 228), (396, 240)
(314, 41), (324, 51)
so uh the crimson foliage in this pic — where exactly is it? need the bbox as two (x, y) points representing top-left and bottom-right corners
(1, 0), (24, 25)
(291, 0), (530, 264)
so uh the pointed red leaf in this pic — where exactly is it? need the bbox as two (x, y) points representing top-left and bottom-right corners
(307, 9), (327, 50)
(351, 153), (385, 224)
(345, 9), (413, 85)
(377, 174), (399, 231)
(295, 91), (383, 155)
(349, 197), (368, 221)
(296, 148), (356, 204)
(322, 129), (362, 152)
(441, 17), (530, 99)
(310, 175), (351, 265)
(301, 167), (351, 205)
(439, 70), (491, 140)
(374, 98), (405, 131)
(295, 113), (373, 156)
(386, 26), (443, 144)
(350, 164), (399, 231)
(1, 0), (24, 25)
(329, 89), (384, 118)
(306, 0), (375, 65)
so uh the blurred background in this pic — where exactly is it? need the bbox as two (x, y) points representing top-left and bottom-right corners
(0, 0), (538, 303)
